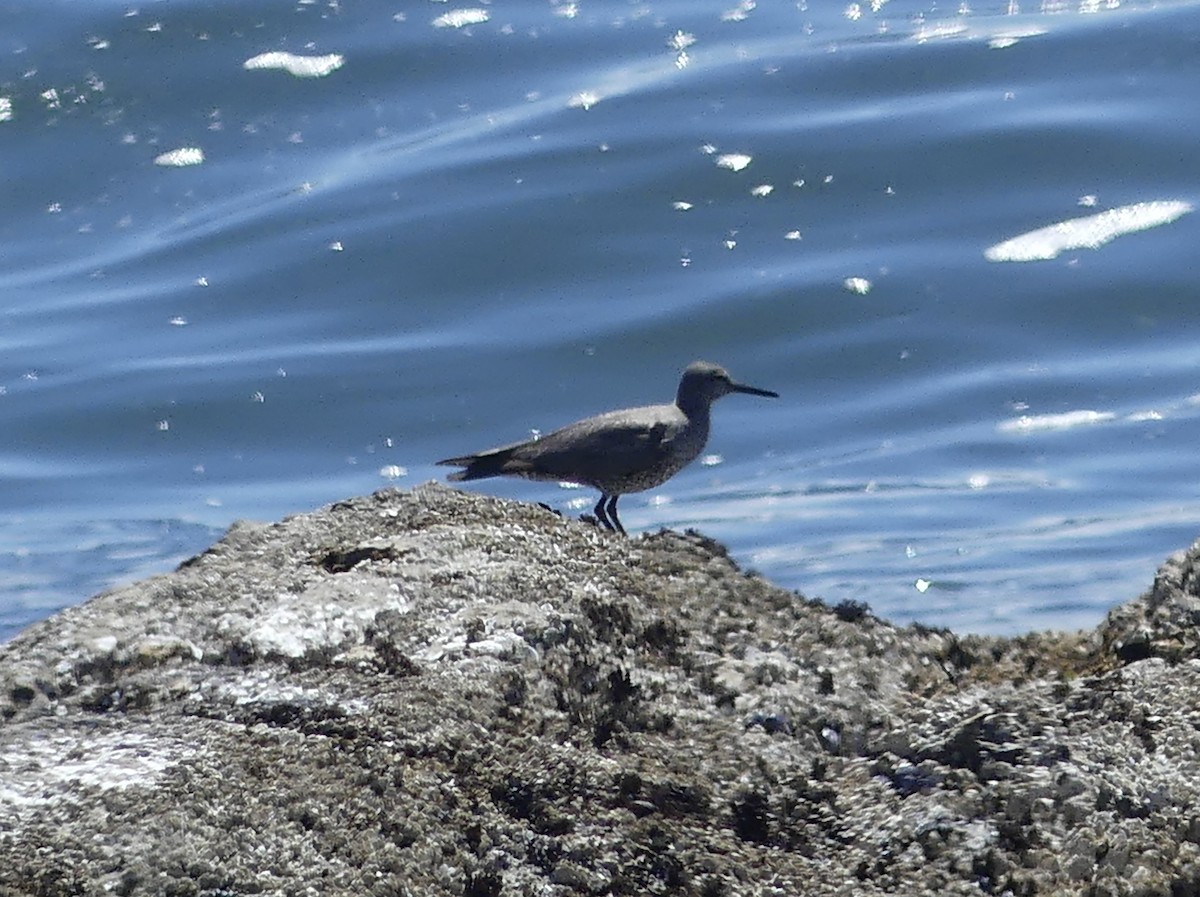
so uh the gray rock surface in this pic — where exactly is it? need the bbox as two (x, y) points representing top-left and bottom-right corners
(2, 483), (1199, 896)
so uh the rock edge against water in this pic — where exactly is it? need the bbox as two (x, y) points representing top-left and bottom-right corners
(1, 483), (1199, 897)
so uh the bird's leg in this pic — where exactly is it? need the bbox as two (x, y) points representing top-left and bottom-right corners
(606, 495), (626, 536)
(593, 495), (615, 532)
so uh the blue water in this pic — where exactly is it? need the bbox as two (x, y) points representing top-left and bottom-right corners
(3, 0), (1199, 639)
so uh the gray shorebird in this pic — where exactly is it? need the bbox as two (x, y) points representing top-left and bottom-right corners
(437, 360), (778, 535)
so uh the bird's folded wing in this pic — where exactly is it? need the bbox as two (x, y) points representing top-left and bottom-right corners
(516, 419), (675, 481)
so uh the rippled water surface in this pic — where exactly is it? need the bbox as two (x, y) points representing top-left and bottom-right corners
(3, 0), (1200, 639)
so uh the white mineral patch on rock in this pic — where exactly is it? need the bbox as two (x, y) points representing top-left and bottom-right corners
(414, 598), (569, 665)
(233, 578), (409, 659)
(0, 728), (196, 821)
(211, 668), (370, 715)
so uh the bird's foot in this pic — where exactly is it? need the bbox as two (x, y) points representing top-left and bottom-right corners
(581, 513), (612, 533)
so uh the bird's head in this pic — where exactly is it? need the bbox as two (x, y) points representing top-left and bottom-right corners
(676, 361), (778, 413)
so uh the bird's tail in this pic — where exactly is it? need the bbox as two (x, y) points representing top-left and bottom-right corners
(436, 447), (517, 482)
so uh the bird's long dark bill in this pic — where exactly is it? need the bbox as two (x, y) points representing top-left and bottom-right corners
(732, 382), (779, 398)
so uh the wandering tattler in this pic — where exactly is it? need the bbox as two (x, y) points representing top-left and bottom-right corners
(437, 360), (778, 535)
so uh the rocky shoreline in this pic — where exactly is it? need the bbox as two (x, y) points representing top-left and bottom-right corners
(2, 483), (1199, 896)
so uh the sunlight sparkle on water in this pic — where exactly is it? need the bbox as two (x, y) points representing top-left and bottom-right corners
(668, 31), (696, 50)
(568, 92), (601, 110)
(998, 410), (1116, 433)
(432, 9), (489, 28)
(243, 52), (345, 78)
(153, 147), (204, 167)
(985, 200), (1192, 262)
(721, 1), (756, 22)
(715, 153), (752, 171)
